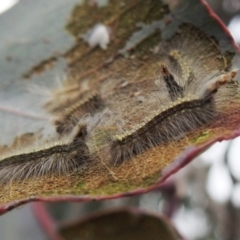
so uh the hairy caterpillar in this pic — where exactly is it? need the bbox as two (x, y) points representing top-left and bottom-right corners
(0, 123), (90, 184)
(108, 70), (237, 164)
(83, 70), (238, 167)
(160, 63), (184, 100)
(42, 79), (105, 135)
(52, 91), (105, 134)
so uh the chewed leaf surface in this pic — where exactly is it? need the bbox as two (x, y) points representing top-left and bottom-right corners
(0, 0), (240, 210)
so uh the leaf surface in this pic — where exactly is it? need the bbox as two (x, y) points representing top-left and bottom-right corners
(0, 0), (240, 213)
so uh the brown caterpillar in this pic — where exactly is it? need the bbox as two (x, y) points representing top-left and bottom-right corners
(53, 91), (105, 134)
(107, 69), (237, 165)
(160, 63), (184, 100)
(0, 123), (90, 184)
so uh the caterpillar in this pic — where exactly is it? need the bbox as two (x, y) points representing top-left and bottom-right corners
(160, 63), (184, 100)
(0, 122), (90, 184)
(106, 69), (237, 164)
(52, 91), (105, 134)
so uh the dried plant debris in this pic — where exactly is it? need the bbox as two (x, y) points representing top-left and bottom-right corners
(0, 23), (240, 204)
